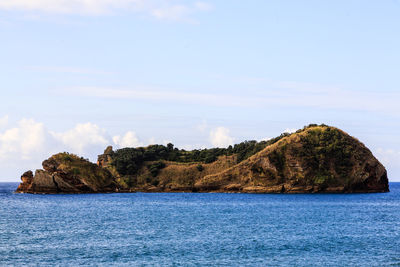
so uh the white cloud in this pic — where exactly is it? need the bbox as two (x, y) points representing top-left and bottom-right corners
(0, 120), (111, 165)
(181, 144), (207, 150)
(209, 127), (234, 148)
(0, 118), (205, 181)
(0, 0), (131, 15)
(0, 115), (8, 129)
(113, 131), (142, 148)
(0, 119), (148, 164)
(0, 119), (134, 181)
(146, 137), (171, 146)
(283, 128), (297, 134)
(0, 0), (212, 21)
(0, 119), (57, 181)
(0, 119), (49, 160)
(51, 123), (109, 155)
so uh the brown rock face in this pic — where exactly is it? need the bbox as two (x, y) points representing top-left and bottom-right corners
(15, 171), (34, 192)
(42, 158), (59, 172)
(194, 126), (389, 193)
(21, 170), (33, 183)
(15, 153), (118, 194)
(102, 126), (389, 194)
(97, 146), (114, 168)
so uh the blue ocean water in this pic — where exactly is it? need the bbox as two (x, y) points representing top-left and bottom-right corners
(0, 183), (399, 266)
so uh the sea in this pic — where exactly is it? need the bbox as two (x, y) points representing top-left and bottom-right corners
(0, 182), (399, 266)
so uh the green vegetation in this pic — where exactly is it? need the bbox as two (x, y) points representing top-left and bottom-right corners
(293, 126), (355, 184)
(110, 131), (298, 176)
(268, 148), (286, 176)
(147, 161), (166, 177)
(109, 124), (343, 180)
(52, 152), (114, 188)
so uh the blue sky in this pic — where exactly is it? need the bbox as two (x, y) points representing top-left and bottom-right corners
(0, 0), (400, 181)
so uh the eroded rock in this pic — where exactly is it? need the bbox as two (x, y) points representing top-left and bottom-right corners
(16, 153), (118, 194)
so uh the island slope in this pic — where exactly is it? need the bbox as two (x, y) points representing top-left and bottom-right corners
(16, 125), (389, 194)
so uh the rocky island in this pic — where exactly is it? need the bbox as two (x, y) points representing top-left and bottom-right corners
(15, 124), (389, 194)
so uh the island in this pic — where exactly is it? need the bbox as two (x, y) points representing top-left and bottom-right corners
(15, 124), (389, 194)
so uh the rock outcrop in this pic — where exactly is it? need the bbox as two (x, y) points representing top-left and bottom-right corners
(16, 125), (389, 194)
(16, 171), (34, 192)
(15, 153), (118, 194)
(193, 126), (389, 193)
(97, 146), (114, 168)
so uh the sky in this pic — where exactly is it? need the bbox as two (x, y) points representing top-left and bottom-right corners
(0, 0), (400, 182)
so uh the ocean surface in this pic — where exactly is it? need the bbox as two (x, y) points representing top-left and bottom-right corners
(0, 183), (399, 266)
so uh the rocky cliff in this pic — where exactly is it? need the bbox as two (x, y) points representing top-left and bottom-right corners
(16, 125), (389, 194)
(194, 126), (389, 193)
(16, 153), (118, 194)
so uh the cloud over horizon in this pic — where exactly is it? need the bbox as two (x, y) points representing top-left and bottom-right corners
(0, 117), (399, 182)
(283, 128), (297, 134)
(113, 131), (143, 148)
(0, 118), (144, 180)
(0, 117), (237, 181)
(209, 127), (234, 148)
(0, 0), (212, 21)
